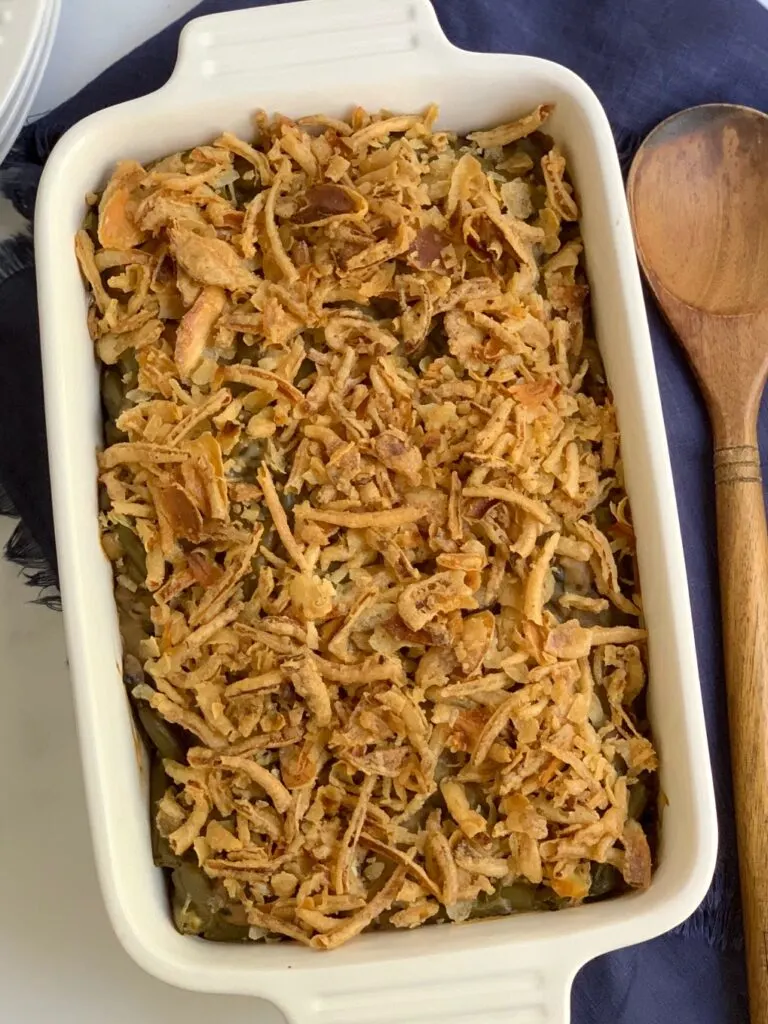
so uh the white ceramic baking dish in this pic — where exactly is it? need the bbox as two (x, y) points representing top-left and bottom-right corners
(35, 1), (718, 1020)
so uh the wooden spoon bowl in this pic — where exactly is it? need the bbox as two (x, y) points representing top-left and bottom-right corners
(628, 104), (768, 1023)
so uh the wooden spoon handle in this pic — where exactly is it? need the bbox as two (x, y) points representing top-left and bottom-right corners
(714, 443), (768, 1020)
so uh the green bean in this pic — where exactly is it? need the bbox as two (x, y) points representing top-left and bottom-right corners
(589, 864), (622, 899)
(540, 892), (573, 909)
(203, 917), (252, 942)
(101, 369), (125, 422)
(499, 882), (539, 912)
(98, 486), (111, 513)
(138, 704), (187, 762)
(104, 422), (127, 446)
(628, 780), (649, 821)
(172, 881), (207, 935)
(117, 350), (138, 375)
(468, 893), (510, 919)
(153, 834), (182, 870)
(593, 504), (614, 531)
(116, 351), (138, 395)
(149, 758), (182, 869)
(175, 863), (218, 909)
(171, 863), (228, 936)
(117, 524), (147, 581)
(149, 755), (167, 805)
(468, 881), (542, 920)
(294, 358), (316, 385)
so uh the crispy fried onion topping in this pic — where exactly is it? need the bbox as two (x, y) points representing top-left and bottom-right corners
(84, 103), (656, 951)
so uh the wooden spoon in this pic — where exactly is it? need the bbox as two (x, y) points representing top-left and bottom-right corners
(628, 104), (768, 1022)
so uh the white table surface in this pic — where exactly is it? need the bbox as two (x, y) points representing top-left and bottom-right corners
(2, 2), (284, 1021)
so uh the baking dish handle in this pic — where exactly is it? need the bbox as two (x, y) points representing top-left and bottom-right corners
(166, 0), (454, 97)
(274, 952), (580, 1024)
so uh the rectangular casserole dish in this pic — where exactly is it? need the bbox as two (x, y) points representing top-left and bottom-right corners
(34, 1), (717, 1021)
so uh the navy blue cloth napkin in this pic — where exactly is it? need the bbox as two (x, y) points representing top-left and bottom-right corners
(2, 0), (767, 1019)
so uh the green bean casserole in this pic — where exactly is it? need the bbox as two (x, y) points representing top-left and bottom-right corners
(76, 102), (658, 950)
